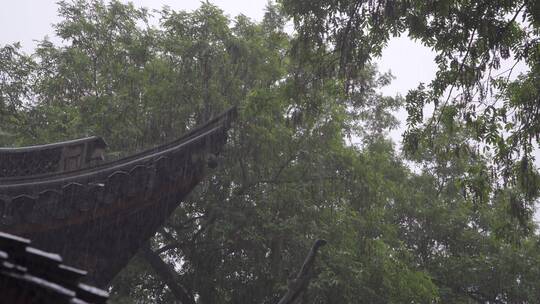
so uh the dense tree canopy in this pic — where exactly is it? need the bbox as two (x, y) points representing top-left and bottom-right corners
(1, 1), (540, 303)
(280, 0), (540, 218)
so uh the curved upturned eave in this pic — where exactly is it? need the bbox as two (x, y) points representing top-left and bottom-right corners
(0, 136), (106, 153)
(1, 125), (225, 231)
(0, 107), (235, 230)
(0, 107), (235, 190)
(0, 125), (225, 191)
(0, 107), (236, 286)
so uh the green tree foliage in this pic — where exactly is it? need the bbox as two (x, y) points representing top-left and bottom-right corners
(280, 0), (540, 211)
(0, 43), (36, 145)
(1, 1), (540, 303)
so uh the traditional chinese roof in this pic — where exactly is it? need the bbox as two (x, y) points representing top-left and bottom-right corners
(0, 107), (236, 287)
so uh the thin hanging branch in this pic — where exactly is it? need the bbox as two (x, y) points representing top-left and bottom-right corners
(277, 239), (327, 304)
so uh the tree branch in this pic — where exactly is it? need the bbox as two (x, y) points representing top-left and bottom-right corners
(157, 214), (216, 254)
(277, 239), (327, 304)
(140, 244), (196, 304)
